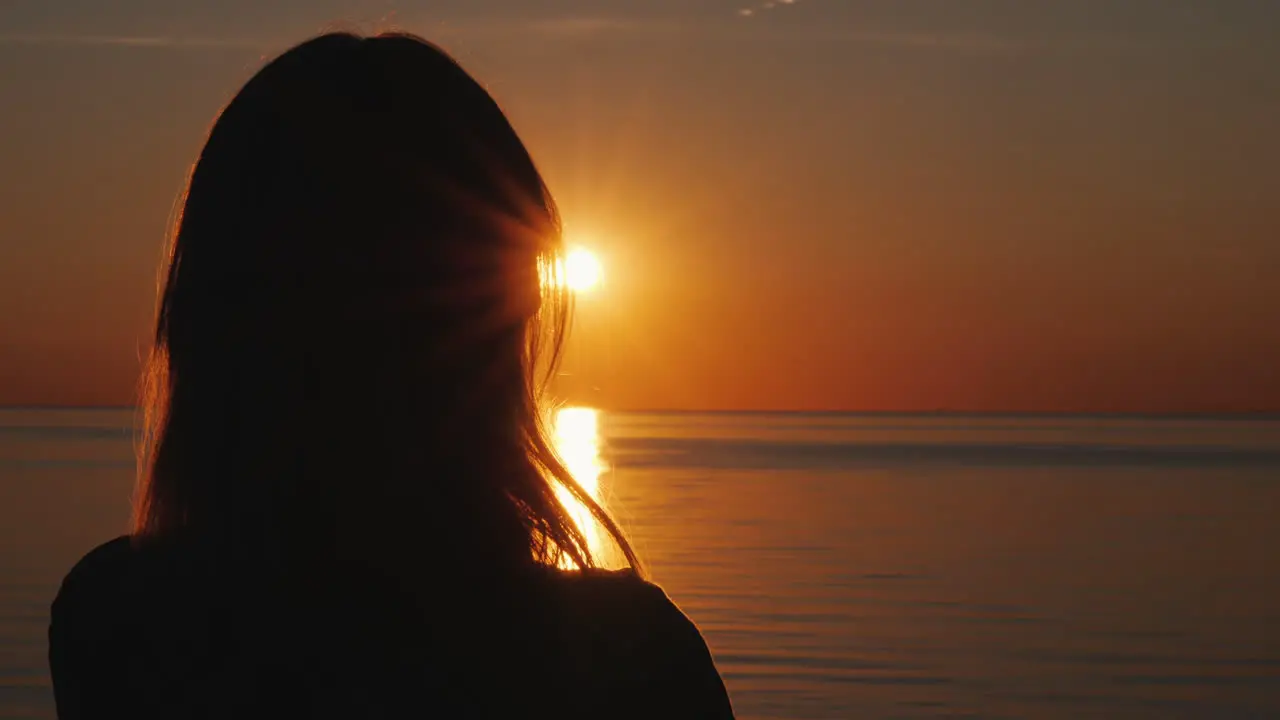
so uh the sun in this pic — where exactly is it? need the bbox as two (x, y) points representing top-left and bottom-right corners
(563, 247), (603, 293)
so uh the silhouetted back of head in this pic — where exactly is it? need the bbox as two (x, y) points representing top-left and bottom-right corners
(135, 33), (634, 583)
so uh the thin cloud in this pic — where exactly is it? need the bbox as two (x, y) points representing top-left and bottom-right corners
(739, 0), (800, 19)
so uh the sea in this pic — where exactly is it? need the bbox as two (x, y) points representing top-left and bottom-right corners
(2, 408), (1279, 719)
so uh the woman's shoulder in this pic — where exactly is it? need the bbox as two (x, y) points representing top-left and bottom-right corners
(63, 535), (136, 573)
(52, 535), (197, 625)
(542, 567), (735, 717)
(53, 536), (137, 608)
(550, 567), (689, 624)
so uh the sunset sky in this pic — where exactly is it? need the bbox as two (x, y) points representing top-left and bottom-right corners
(1, 0), (1277, 411)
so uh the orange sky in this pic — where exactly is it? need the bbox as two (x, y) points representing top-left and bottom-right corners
(1, 1), (1278, 411)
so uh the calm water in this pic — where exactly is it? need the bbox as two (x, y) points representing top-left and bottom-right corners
(2, 409), (1280, 718)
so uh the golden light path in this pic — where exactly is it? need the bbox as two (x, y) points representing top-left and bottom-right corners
(549, 245), (606, 567)
(552, 406), (605, 566)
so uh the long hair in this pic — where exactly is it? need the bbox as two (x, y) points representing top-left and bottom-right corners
(133, 32), (637, 578)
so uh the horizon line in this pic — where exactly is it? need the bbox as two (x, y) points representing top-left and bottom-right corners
(2, 405), (1278, 420)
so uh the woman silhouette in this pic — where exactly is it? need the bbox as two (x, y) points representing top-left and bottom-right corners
(49, 32), (732, 719)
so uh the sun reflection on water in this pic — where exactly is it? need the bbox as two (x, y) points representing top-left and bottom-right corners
(552, 407), (604, 566)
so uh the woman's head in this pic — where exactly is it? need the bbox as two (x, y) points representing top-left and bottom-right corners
(135, 32), (634, 575)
